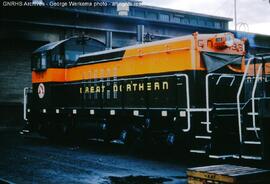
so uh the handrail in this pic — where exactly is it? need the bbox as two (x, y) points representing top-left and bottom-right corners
(205, 73), (241, 133)
(237, 57), (254, 144)
(180, 74), (191, 132)
(23, 87), (32, 121)
(216, 74), (236, 86)
(251, 64), (263, 139)
(205, 73), (214, 132)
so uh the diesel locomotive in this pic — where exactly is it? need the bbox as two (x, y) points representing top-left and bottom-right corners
(23, 32), (270, 161)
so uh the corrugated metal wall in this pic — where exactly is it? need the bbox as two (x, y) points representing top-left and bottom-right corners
(0, 40), (45, 125)
(0, 40), (43, 103)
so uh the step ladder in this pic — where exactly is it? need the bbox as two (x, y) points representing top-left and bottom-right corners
(209, 103), (243, 159)
(241, 99), (263, 160)
(189, 130), (212, 155)
(189, 112), (212, 155)
(237, 58), (266, 161)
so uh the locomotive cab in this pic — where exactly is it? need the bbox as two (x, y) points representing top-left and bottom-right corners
(24, 36), (106, 133)
(31, 37), (106, 71)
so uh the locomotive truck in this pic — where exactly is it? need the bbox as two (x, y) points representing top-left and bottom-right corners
(23, 32), (270, 161)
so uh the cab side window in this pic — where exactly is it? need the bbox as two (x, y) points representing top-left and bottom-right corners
(50, 47), (64, 68)
(64, 40), (83, 66)
(31, 52), (47, 71)
(41, 53), (47, 70)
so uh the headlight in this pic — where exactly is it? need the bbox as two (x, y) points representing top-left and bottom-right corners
(225, 34), (234, 47)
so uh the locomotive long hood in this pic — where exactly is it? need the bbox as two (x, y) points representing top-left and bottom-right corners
(201, 52), (243, 73)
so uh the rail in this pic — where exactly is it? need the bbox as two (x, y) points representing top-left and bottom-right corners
(237, 57), (254, 144)
(205, 73), (242, 133)
(205, 73), (214, 133)
(251, 64), (263, 139)
(179, 74), (191, 132)
(216, 74), (235, 86)
(23, 87), (32, 121)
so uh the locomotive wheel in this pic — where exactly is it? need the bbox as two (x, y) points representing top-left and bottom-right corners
(129, 125), (145, 144)
(60, 121), (72, 137)
(37, 120), (52, 138)
(101, 124), (112, 144)
(166, 133), (176, 146)
(36, 120), (58, 141)
(119, 129), (128, 144)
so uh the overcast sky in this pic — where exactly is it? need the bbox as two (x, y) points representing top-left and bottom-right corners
(141, 0), (270, 35)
